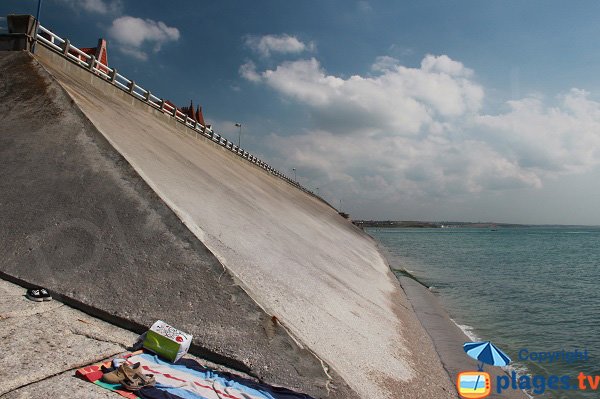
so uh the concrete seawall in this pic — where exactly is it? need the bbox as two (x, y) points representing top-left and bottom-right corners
(0, 46), (457, 398)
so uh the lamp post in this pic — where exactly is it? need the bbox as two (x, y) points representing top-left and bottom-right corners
(292, 168), (296, 182)
(32, 0), (43, 52)
(235, 123), (242, 148)
(35, 0), (43, 22)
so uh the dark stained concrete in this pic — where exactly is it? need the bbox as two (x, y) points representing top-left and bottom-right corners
(0, 51), (357, 398)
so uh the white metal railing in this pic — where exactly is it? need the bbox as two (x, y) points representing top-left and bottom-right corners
(34, 24), (319, 199)
(36, 25), (64, 51)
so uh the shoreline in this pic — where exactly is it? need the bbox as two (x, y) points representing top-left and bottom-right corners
(371, 235), (530, 399)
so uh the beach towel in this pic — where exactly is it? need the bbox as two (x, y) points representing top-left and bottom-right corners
(76, 351), (314, 399)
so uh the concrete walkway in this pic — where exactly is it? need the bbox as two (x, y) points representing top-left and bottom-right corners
(0, 278), (136, 397)
(0, 280), (137, 399)
(0, 278), (251, 398)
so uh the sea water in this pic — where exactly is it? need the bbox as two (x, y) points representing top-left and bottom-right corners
(367, 226), (600, 399)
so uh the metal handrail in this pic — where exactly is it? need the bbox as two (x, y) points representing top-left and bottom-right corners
(33, 23), (321, 200)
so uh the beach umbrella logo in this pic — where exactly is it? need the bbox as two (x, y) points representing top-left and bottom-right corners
(463, 341), (512, 370)
(456, 341), (511, 398)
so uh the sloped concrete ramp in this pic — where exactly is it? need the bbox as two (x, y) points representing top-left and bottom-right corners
(0, 47), (457, 399)
(0, 51), (345, 398)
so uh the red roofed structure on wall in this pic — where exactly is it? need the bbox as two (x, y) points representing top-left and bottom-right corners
(180, 101), (207, 129)
(39, 29), (110, 74)
(79, 38), (109, 73)
(184, 100), (196, 121)
(35, 30), (213, 131)
(195, 105), (206, 127)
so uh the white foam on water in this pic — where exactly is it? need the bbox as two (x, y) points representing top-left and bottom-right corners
(451, 319), (480, 342)
(503, 362), (536, 398)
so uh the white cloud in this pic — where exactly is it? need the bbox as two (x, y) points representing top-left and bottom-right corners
(474, 89), (600, 175)
(245, 34), (314, 57)
(108, 16), (180, 60)
(421, 54), (473, 77)
(245, 55), (483, 134)
(239, 61), (261, 82)
(244, 54), (600, 204)
(115, 46), (150, 61)
(58, 0), (122, 15)
(371, 56), (400, 72)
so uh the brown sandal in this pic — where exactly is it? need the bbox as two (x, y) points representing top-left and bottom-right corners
(101, 362), (141, 384)
(121, 371), (156, 391)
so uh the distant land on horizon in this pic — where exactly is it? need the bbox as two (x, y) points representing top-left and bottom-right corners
(354, 221), (600, 229)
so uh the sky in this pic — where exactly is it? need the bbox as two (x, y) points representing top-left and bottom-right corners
(2, 0), (600, 224)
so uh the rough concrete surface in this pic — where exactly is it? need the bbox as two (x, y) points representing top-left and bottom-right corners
(0, 51), (349, 398)
(34, 45), (458, 399)
(2, 369), (119, 399)
(0, 278), (136, 396)
(0, 45), (460, 398)
(0, 277), (274, 398)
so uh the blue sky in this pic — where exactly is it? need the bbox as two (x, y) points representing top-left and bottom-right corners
(2, 0), (600, 224)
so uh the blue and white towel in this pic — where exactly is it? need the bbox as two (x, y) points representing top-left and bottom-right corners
(126, 352), (314, 399)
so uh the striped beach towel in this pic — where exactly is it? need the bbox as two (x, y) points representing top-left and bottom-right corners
(76, 351), (314, 399)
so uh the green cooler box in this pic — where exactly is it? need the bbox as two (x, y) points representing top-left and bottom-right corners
(143, 320), (192, 362)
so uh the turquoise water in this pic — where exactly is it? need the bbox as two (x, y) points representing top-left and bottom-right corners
(367, 226), (600, 399)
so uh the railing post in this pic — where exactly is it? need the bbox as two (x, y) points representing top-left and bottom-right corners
(128, 81), (135, 94)
(144, 90), (151, 102)
(62, 39), (70, 56)
(159, 99), (166, 111)
(109, 68), (117, 84)
(88, 55), (96, 71)
(172, 107), (177, 117)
